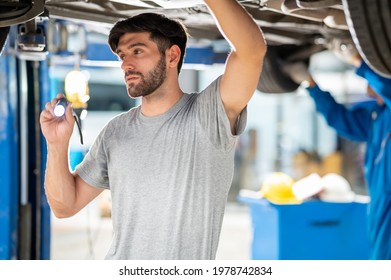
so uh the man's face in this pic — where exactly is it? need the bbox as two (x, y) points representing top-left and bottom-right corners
(125, 54), (167, 98)
(116, 32), (168, 98)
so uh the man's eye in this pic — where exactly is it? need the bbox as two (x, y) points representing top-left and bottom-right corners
(118, 55), (125, 61)
(134, 49), (142, 55)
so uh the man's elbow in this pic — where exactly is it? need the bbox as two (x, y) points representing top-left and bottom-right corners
(49, 202), (78, 219)
(248, 38), (267, 66)
(257, 39), (267, 58)
(236, 28), (266, 54)
(52, 211), (72, 219)
(251, 29), (267, 53)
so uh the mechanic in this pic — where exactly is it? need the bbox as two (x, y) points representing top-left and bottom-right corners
(285, 55), (391, 260)
(40, 0), (266, 260)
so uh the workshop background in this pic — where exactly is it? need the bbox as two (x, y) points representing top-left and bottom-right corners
(1, 20), (370, 260)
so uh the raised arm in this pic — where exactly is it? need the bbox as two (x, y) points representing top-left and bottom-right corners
(355, 60), (391, 109)
(40, 94), (103, 218)
(204, 0), (266, 132)
(306, 84), (373, 141)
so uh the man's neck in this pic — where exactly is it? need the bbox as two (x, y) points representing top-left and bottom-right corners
(140, 84), (183, 117)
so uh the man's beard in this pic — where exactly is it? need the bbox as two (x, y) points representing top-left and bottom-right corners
(125, 55), (167, 98)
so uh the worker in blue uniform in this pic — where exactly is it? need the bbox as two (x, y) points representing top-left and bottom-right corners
(285, 56), (391, 260)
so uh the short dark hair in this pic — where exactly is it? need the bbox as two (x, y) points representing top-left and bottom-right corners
(108, 13), (189, 73)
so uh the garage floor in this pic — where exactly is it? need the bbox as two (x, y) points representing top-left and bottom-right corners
(50, 199), (252, 260)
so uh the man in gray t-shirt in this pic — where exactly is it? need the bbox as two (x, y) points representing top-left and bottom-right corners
(40, 0), (266, 260)
(77, 77), (246, 259)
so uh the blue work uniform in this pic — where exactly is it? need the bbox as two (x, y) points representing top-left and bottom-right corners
(307, 62), (391, 260)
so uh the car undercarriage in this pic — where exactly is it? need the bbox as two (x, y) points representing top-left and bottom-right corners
(1, 0), (390, 93)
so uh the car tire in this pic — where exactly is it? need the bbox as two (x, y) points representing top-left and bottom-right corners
(0, 26), (10, 56)
(257, 46), (301, 94)
(343, 0), (391, 78)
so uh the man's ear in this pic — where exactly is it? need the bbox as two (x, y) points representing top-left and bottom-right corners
(167, 45), (181, 68)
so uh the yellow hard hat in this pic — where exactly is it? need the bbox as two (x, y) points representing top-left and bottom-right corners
(260, 172), (302, 204)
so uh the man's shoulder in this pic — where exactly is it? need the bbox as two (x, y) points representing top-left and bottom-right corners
(109, 107), (138, 122)
(99, 108), (138, 133)
(197, 75), (222, 96)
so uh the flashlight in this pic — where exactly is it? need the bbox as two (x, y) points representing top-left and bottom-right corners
(52, 97), (84, 145)
(54, 98), (68, 117)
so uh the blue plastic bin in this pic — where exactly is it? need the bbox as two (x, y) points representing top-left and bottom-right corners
(238, 196), (370, 260)
(69, 148), (85, 171)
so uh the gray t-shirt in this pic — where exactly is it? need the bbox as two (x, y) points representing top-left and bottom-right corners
(76, 76), (247, 259)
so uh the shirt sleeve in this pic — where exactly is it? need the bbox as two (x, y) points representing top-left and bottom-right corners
(307, 84), (374, 142)
(355, 61), (391, 109)
(195, 76), (247, 151)
(75, 124), (110, 190)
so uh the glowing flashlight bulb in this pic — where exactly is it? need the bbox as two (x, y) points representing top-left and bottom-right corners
(54, 98), (68, 117)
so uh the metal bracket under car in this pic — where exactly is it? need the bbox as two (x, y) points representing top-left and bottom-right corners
(0, 0), (46, 57)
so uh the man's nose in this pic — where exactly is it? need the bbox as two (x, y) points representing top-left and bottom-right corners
(121, 57), (134, 71)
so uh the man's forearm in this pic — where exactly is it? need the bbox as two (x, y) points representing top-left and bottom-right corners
(204, 0), (266, 55)
(44, 145), (77, 217)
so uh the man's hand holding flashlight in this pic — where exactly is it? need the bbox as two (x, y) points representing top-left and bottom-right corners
(40, 93), (75, 146)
